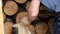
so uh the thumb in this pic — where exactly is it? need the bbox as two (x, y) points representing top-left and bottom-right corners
(21, 17), (30, 25)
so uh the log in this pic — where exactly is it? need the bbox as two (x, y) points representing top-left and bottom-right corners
(4, 1), (18, 16)
(48, 17), (56, 34)
(28, 25), (35, 34)
(4, 21), (13, 34)
(48, 17), (56, 28)
(16, 11), (28, 23)
(49, 27), (54, 34)
(39, 14), (50, 18)
(40, 5), (46, 10)
(35, 22), (48, 34)
(26, 1), (30, 10)
(15, 0), (27, 4)
(39, 13), (56, 18)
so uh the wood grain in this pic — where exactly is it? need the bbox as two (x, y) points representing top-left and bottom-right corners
(4, 1), (18, 16)
(28, 25), (35, 34)
(35, 22), (48, 34)
(15, 0), (27, 3)
(16, 11), (28, 23)
(4, 22), (13, 34)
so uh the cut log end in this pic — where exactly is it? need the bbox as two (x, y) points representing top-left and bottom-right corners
(4, 1), (18, 16)
(4, 21), (13, 34)
(28, 25), (35, 34)
(16, 11), (28, 23)
(15, 0), (27, 3)
(35, 22), (48, 34)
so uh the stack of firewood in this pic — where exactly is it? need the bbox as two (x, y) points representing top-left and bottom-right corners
(2, 0), (57, 34)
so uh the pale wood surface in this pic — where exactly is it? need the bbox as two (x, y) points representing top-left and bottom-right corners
(0, 0), (4, 34)
(13, 23), (31, 34)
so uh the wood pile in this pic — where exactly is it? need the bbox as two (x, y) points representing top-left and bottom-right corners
(2, 0), (57, 34)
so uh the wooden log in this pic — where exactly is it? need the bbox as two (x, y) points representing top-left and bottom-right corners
(26, 1), (30, 10)
(35, 22), (48, 34)
(0, 0), (4, 34)
(39, 14), (50, 18)
(40, 5), (46, 10)
(15, 0), (27, 4)
(13, 23), (31, 34)
(48, 17), (56, 28)
(39, 13), (56, 18)
(49, 27), (54, 34)
(4, 21), (13, 34)
(4, 1), (18, 16)
(16, 11), (28, 23)
(28, 25), (35, 34)
(48, 17), (56, 34)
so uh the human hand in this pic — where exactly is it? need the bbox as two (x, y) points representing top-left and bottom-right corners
(21, 17), (30, 25)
